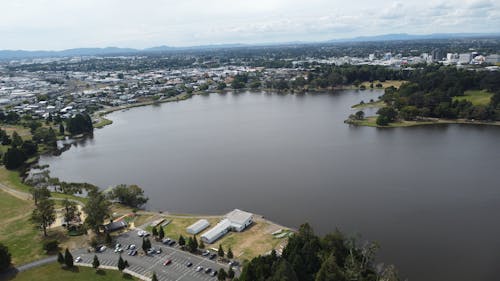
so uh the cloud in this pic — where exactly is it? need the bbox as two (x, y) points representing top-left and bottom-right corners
(0, 0), (498, 49)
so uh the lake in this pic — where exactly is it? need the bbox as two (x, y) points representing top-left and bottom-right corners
(40, 90), (500, 281)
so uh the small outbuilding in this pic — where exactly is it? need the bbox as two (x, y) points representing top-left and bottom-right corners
(103, 220), (128, 232)
(186, 219), (210, 235)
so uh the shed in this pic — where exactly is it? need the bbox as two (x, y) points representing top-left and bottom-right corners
(103, 220), (127, 232)
(201, 219), (231, 244)
(186, 219), (210, 235)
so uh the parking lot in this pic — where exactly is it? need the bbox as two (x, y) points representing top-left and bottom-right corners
(73, 230), (238, 281)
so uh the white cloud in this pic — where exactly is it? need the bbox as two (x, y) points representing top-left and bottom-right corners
(0, 0), (498, 50)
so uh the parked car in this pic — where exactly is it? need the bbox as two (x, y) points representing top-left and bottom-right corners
(156, 247), (162, 254)
(186, 261), (193, 267)
(202, 250), (210, 256)
(128, 250), (137, 256)
(209, 253), (217, 260)
(210, 270), (217, 277)
(75, 256), (82, 263)
(163, 259), (172, 266)
(195, 266), (203, 272)
(162, 238), (171, 244)
(98, 245), (106, 252)
(229, 260), (239, 267)
(205, 268), (212, 274)
(168, 240), (176, 246)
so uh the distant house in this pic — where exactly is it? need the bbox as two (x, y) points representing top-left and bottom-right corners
(186, 219), (210, 235)
(201, 209), (253, 244)
(103, 220), (127, 232)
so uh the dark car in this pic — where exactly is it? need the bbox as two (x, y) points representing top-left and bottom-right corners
(209, 253), (217, 260)
(210, 270), (217, 277)
(202, 250), (210, 256)
(205, 267), (212, 274)
(168, 240), (176, 246)
(186, 261), (193, 267)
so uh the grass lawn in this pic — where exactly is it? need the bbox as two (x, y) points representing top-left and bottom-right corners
(9, 262), (137, 281)
(0, 189), (44, 265)
(1, 125), (32, 140)
(360, 80), (406, 89)
(452, 90), (493, 106)
(352, 100), (385, 109)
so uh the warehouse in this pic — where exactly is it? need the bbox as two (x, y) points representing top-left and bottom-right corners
(186, 219), (210, 235)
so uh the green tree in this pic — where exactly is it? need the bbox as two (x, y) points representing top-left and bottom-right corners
(31, 197), (56, 236)
(178, 235), (186, 246)
(83, 190), (110, 234)
(199, 239), (205, 249)
(20, 140), (38, 157)
(64, 248), (74, 268)
(59, 123), (65, 135)
(118, 255), (126, 271)
(218, 268), (227, 281)
(57, 251), (65, 265)
(354, 111), (365, 120)
(30, 186), (50, 206)
(158, 227), (165, 240)
(66, 113), (93, 135)
(142, 237), (151, 252)
(227, 247), (233, 259)
(151, 272), (158, 281)
(62, 199), (79, 228)
(108, 184), (149, 208)
(376, 115), (390, 126)
(0, 243), (11, 272)
(228, 267), (235, 279)
(92, 255), (100, 270)
(152, 227), (158, 238)
(3, 147), (27, 170)
(315, 254), (346, 281)
(11, 131), (23, 147)
(218, 244), (225, 258)
(105, 232), (112, 245)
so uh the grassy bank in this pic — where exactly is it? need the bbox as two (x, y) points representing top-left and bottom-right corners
(9, 263), (137, 281)
(351, 100), (385, 109)
(0, 189), (44, 265)
(350, 116), (500, 128)
(452, 90), (493, 106)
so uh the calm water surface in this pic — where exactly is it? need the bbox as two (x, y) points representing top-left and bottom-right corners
(40, 90), (500, 281)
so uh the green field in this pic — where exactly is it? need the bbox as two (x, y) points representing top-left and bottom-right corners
(453, 90), (493, 106)
(0, 189), (43, 265)
(351, 100), (385, 109)
(10, 263), (137, 281)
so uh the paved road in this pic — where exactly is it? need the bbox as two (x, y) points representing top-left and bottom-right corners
(73, 230), (239, 281)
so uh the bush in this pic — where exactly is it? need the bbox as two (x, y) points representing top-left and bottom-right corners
(0, 243), (11, 272)
(43, 240), (59, 253)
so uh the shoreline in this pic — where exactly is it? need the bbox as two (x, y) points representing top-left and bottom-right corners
(347, 115), (500, 128)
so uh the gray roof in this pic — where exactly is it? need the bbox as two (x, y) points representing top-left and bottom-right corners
(225, 209), (253, 225)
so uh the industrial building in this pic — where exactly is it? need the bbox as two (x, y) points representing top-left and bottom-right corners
(186, 219), (210, 235)
(201, 209), (253, 244)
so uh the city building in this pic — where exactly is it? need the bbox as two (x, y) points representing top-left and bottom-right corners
(201, 209), (254, 244)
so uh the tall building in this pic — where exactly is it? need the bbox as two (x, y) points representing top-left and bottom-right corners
(459, 53), (472, 64)
(431, 49), (443, 61)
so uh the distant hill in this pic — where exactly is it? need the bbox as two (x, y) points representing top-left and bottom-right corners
(328, 33), (500, 43)
(1, 33), (499, 60)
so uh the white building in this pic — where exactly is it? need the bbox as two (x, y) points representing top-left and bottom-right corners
(186, 219), (210, 235)
(459, 53), (472, 64)
(201, 209), (254, 244)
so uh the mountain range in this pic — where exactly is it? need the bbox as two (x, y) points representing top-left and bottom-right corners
(1, 33), (499, 60)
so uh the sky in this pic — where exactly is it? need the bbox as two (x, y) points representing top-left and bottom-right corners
(0, 0), (499, 50)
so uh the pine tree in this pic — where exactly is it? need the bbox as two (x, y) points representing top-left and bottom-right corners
(118, 255), (125, 271)
(199, 239), (205, 249)
(218, 268), (227, 281)
(218, 244), (225, 258)
(57, 251), (64, 265)
(105, 232), (112, 245)
(228, 267), (235, 279)
(227, 247), (233, 259)
(151, 272), (158, 281)
(152, 227), (158, 237)
(64, 248), (73, 268)
(92, 255), (100, 270)
(178, 235), (186, 246)
(59, 123), (65, 135)
(158, 227), (165, 240)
